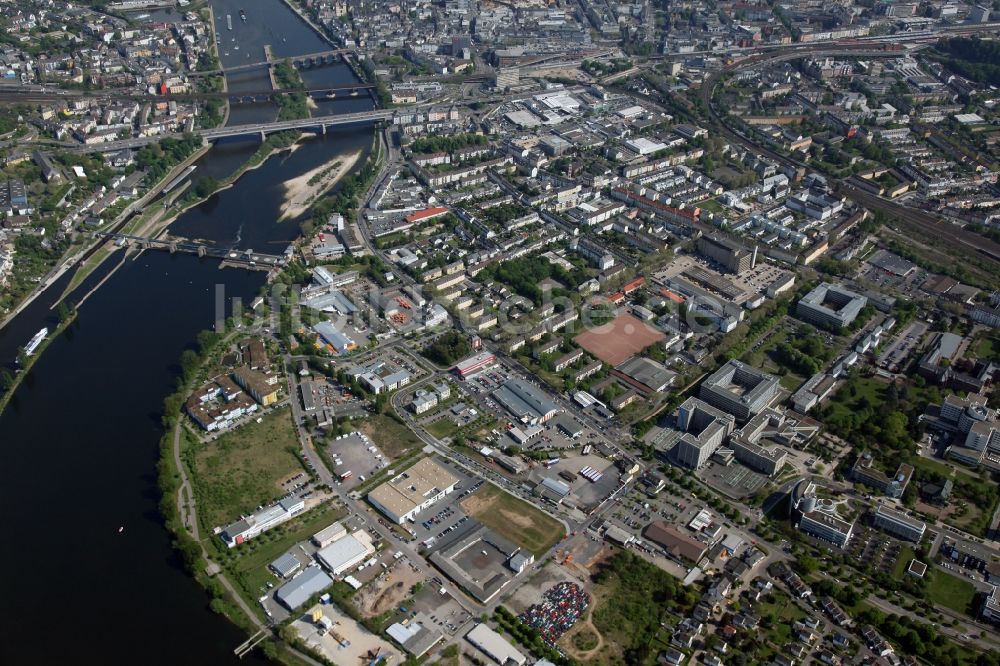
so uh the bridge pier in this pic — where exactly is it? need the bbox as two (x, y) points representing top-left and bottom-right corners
(169, 242), (177, 254)
(260, 130), (266, 143)
(321, 123), (326, 135)
(198, 246), (207, 258)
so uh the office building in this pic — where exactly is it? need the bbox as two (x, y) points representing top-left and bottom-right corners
(454, 351), (496, 378)
(696, 233), (757, 274)
(872, 505), (926, 542)
(851, 453), (913, 498)
(673, 397), (736, 468)
(792, 484), (855, 548)
(220, 496), (305, 548)
(699, 360), (780, 421)
(797, 283), (868, 329)
(729, 410), (789, 477)
(796, 500), (855, 548)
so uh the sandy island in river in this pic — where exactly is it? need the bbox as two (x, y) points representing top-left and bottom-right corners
(279, 147), (363, 220)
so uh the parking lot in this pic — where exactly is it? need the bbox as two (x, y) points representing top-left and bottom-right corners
(846, 524), (905, 576)
(409, 582), (474, 635)
(326, 432), (388, 490)
(700, 461), (769, 499)
(877, 320), (928, 373)
(395, 462), (481, 549)
(527, 451), (623, 513)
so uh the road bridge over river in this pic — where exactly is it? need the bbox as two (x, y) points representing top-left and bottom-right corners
(98, 233), (287, 270)
(67, 109), (395, 153)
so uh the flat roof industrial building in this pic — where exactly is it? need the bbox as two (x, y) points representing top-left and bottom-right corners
(275, 566), (333, 611)
(367, 457), (459, 524)
(492, 378), (559, 425)
(613, 356), (677, 394)
(316, 530), (376, 575)
(466, 623), (527, 666)
(428, 521), (529, 603)
(644, 521), (709, 564)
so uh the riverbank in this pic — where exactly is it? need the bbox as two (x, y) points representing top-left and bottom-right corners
(278, 0), (339, 49)
(279, 147), (363, 220)
(157, 333), (325, 666)
(58, 141), (214, 300)
(60, 132), (305, 298)
(149, 132), (306, 238)
(0, 310), (77, 417)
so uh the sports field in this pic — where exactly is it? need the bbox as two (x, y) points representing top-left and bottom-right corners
(575, 313), (666, 366)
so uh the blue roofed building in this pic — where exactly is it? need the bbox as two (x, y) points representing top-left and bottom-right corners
(275, 566), (333, 611)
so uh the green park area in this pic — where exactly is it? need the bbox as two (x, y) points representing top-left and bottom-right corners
(187, 406), (306, 530)
(924, 569), (979, 616)
(459, 483), (566, 557)
(972, 332), (1000, 360)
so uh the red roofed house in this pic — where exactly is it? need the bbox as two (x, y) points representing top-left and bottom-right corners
(610, 187), (701, 227)
(622, 276), (646, 294)
(660, 288), (685, 304)
(405, 207), (449, 224)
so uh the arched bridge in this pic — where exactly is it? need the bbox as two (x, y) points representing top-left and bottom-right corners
(190, 48), (356, 77)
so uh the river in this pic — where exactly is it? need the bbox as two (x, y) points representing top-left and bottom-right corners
(0, 1), (373, 662)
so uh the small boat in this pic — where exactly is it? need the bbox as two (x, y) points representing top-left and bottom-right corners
(239, 8), (247, 21)
(118, 526), (124, 533)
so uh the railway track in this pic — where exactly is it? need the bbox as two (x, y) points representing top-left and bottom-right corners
(697, 51), (1000, 271)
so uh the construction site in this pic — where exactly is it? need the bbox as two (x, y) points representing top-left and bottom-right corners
(291, 604), (401, 666)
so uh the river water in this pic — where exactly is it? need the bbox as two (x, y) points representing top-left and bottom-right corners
(0, 2), (373, 662)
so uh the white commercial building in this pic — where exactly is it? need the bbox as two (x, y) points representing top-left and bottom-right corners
(316, 530), (376, 575)
(465, 623), (527, 666)
(367, 458), (459, 524)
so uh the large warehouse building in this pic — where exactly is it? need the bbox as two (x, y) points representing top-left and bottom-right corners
(316, 530), (376, 575)
(465, 623), (527, 666)
(367, 457), (459, 524)
(492, 378), (559, 424)
(275, 566), (333, 611)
